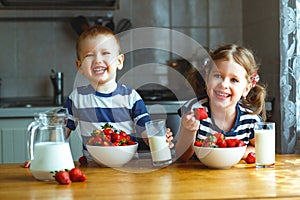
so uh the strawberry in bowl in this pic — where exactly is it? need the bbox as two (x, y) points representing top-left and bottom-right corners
(193, 133), (247, 169)
(86, 123), (138, 167)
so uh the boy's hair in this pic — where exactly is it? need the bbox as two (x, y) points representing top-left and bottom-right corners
(188, 44), (267, 121)
(76, 25), (121, 60)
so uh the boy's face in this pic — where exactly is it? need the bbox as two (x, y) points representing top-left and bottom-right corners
(76, 34), (124, 87)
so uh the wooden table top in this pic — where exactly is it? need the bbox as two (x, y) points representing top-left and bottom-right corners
(1, 154), (300, 200)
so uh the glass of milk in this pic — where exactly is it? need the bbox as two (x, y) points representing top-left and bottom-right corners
(145, 119), (172, 167)
(254, 122), (275, 168)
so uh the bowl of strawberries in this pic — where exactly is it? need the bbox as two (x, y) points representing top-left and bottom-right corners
(193, 132), (247, 169)
(86, 123), (138, 167)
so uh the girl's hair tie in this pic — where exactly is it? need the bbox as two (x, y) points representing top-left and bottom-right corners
(251, 71), (259, 86)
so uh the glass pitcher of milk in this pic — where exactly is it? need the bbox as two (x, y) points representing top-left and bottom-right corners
(27, 108), (74, 181)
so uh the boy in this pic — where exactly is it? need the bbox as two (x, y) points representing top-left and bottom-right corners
(65, 25), (173, 161)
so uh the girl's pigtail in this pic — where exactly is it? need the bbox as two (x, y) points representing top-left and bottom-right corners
(242, 83), (267, 121)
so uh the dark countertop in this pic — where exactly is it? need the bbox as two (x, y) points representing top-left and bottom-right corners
(0, 97), (186, 118)
(0, 96), (61, 118)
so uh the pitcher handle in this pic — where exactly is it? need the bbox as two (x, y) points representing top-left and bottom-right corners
(27, 121), (39, 161)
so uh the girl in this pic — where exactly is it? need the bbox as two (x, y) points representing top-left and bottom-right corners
(176, 44), (266, 162)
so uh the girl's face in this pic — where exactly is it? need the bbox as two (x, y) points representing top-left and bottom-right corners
(205, 59), (251, 111)
(76, 35), (124, 88)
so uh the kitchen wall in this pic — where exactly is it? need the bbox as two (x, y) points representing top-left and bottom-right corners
(0, 0), (243, 99)
(243, 0), (280, 152)
(0, 0), (282, 151)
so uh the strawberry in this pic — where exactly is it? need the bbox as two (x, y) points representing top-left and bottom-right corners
(103, 141), (111, 146)
(237, 140), (246, 147)
(78, 156), (87, 165)
(69, 168), (87, 182)
(245, 152), (256, 164)
(213, 132), (225, 141)
(127, 141), (137, 145)
(53, 170), (71, 185)
(216, 139), (227, 148)
(225, 138), (239, 147)
(91, 129), (102, 136)
(194, 107), (208, 120)
(112, 141), (120, 146)
(112, 134), (122, 143)
(105, 134), (112, 141)
(119, 130), (128, 138)
(194, 140), (203, 147)
(102, 123), (114, 135)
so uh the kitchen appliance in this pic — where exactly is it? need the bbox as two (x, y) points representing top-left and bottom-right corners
(0, 0), (119, 10)
(27, 108), (74, 181)
(136, 84), (183, 146)
(70, 15), (131, 36)
(50, 70), (64, 106)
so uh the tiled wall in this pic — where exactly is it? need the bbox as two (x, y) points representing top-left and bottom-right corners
(243, 0), (280, 152)
(0, 0), (243, 98)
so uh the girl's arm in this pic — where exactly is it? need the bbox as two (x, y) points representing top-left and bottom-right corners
(175, 111), (199, 162)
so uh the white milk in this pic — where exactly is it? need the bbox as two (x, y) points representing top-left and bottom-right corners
(255, 130), (275, 166)
(30, 142), (74, 181)
(148, 136), (172, 163)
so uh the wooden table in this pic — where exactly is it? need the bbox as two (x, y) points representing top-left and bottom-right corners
(1, 154), (300, 200)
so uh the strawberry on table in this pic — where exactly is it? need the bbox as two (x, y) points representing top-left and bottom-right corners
(69, 168), (87, 182)
(245, 152), (256, 164)
(194, 107), (208, 120)
(53, 170), (71, 185)
(78, 156), (88, 165)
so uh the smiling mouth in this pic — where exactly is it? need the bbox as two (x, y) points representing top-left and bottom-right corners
(93, 67), (106, 74)
(215, 91), (231, 98)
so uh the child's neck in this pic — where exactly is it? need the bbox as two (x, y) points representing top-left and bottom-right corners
(93, 81), (118, 94)
(211, 106), (236, 132)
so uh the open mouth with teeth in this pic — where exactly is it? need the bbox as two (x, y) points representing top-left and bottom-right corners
(93, 67), (107, 74)
(215, 91), (231, 98)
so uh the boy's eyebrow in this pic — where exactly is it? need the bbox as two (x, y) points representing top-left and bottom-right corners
(210, 68), (220, 73)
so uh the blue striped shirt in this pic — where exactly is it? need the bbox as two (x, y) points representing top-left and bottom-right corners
(64, 83), (151, 157)
(179, 96), (262, 144)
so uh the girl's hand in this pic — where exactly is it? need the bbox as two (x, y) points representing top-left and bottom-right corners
(181, 110), (200, 132)
(166, 128), (174, 148)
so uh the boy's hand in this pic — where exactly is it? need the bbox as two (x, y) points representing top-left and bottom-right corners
(166, 128), (174, 148)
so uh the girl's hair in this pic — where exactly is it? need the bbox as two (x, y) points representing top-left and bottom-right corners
(76, 25), (121, 60)
(188, 44), (267, 121)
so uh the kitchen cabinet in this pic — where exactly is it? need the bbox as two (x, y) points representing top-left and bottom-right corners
(68, 128), (83, 162)
(0, 117), (83, 164)
(0, 118), (31, 163)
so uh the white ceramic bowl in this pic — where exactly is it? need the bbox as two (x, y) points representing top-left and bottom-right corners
(193, 145), (247, 169)
(86, 143), (138, 167)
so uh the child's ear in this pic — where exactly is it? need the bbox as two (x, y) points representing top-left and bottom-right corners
(117, 54), (125, 70)
(76, 60), (81, 69)
(242, 83), (252, 98)
(76, 60), (84, 74)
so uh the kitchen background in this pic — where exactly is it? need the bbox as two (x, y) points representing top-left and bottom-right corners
(0, 0), (282, 156)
